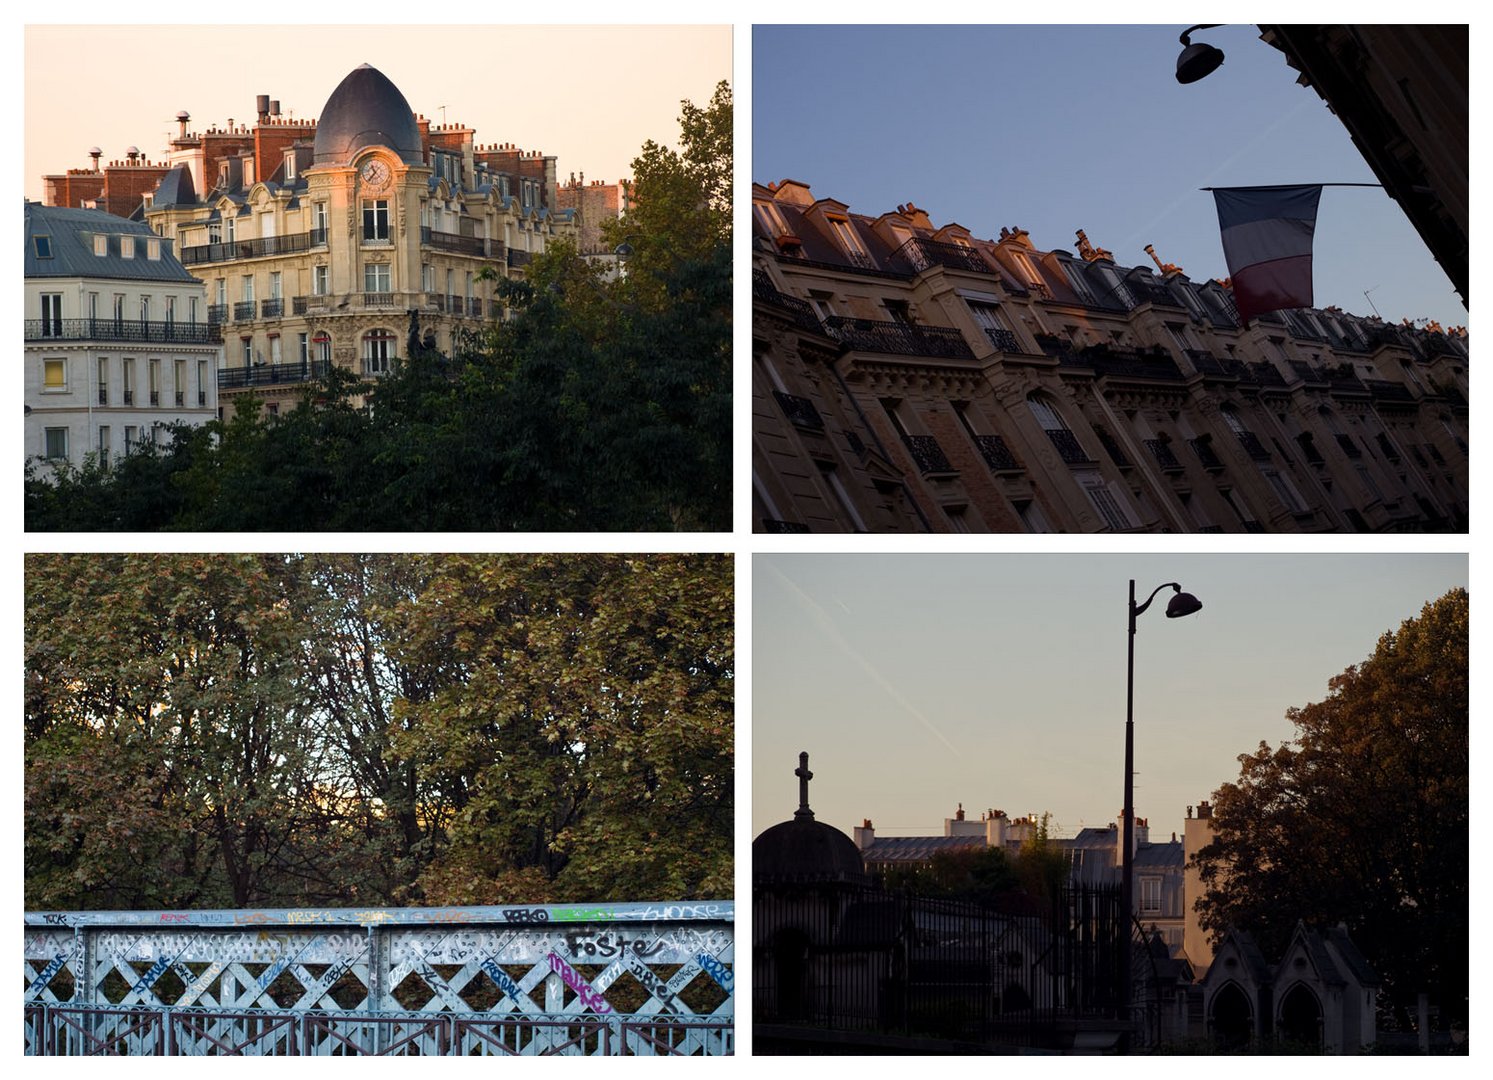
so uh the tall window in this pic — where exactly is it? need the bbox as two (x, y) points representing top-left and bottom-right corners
(313, 265), (329, 296)
(299, 332), (310, 365)
(364, 263), (391, 294)
(313, 202), (328, 237)
(165, 296), (176, 327)
(148, 359), (161, 405)
(197, 360), (208, 406)
(363, 329), (396, 375)
(39, 293), (62, 337)
(269, 271), (282, 299)
(97, 357), (109, 404)
(241, 275), (254, 303)
(44, 427), (69, 461)
(362, 199), (390, 241)
(174, 359), (187, 405)
(314, 332), (332, 364)
(123, 358), (135, 404)
(98, 426), (111, 469)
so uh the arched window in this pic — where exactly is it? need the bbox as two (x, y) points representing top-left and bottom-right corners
(363, 329), (396, 376)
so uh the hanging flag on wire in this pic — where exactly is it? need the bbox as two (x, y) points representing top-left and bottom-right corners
(1210, 184), (1323, 326)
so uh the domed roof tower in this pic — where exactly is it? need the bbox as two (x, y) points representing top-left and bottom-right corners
(753, 752), (867, 884)
(312, 64), (424, 166)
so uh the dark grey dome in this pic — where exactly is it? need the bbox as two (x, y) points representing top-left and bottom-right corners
(313, 64), (424, 166)
(753, 818), (866, 884)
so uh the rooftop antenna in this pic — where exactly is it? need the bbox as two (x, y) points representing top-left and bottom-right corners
(1363, 286), (1384, 318)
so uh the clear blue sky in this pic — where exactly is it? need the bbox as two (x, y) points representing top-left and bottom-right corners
(753, 24), (1466, 331)
(752, 554), (1468, 842)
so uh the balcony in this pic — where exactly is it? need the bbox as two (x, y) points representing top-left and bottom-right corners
(292, 296), (309, 315)
(1145, 439), (1185, 473)
(1123, 276), (1184, 309)
(1234, 431), (1272, 462)
(1096, 428), (1131, 468)
(149, 390), (160, 406)
(24, 319), (221, 346)
(983, 327), (1020, 353)
(1187, 349), (1246, 379)
(424, 230), (498, 259)
(1243, 362), (1289, 388)
(217, 359), (332, 391)
(752, 270), (824, 335)
(900, 434), (956, 475)
(1061, 343), (1185, 382)
(261, 298), (284, 319)
(892, 236), (992, 276)
(772, 391), (824, 431)
(97, 388), (108, 405)
(823, 316), (974, 361)
(123, 389), (134, 405)
(508, 249), (532, 269)
(208, 304), (228, 325)
(467, 297), (484, 317)
(1190, 437), (1225, 470)
(174, 391), (185, 407)
(363, 292), (399, 308)
(972, 434), (1021, 472)
(233, 301), (256, 321)
(1365, 379), (1416, 404)
(1044, 428), (1095, 466)
(179, 228), (327, 266)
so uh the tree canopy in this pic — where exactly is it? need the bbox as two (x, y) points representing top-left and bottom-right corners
(1191, 588), (1468, 1029)
(25, 84), (732, 532)
(25, 554), (733, 910)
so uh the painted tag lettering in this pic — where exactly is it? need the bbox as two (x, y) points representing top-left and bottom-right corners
(546, 951), (612, 1014)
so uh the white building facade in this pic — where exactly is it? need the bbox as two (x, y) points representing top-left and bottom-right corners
(24, 202), (218, 476)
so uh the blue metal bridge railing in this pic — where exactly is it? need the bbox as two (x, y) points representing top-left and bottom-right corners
(24, 901), (734, 1056)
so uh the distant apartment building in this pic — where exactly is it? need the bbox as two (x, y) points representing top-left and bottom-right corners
(43, 65), (580, 417)
(556, 173), (633, 256)
(854, 804), (1188, 954)
(24, 202), (218, 476)
(752, 179), (1469, 533)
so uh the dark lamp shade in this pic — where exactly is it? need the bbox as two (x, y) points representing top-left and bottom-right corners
(1176, 42), (1225, 84)
(1166, 591), (1203, 618)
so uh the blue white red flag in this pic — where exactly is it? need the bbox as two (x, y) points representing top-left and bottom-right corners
(1212, 185), (1323, 325)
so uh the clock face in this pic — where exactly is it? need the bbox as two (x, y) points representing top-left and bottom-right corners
(361, 160), (390, 188)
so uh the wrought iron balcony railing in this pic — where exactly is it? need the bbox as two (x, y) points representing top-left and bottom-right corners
(1145, 439), (1184, 473)
(24, 319), (221, 346)
(752, 270), (824, 335)
(1060, 344), (1185, 382)
(1234, 430), (1272, 462)
(1096, 428), (1131, 468)
(1190, 438), (1224, 470)
(1123, 276), (1184, 309)
(892, 236), (992, 276)
(233, 301), (256, 320)
(772, 391), (824, 430)
(973, 434), (1021, 472)
(180, 228), (327, 265)
(900, 433), (956, 474)
(1334, 433), (1363, 459)
(217, 359), (332, 390)
(292, 296), (309, 315)
(261, 298), (284, 318)
(508, 249), (533, 268)
(1365, 379), (1415, 403)
(823, 316), (974, 360)
(208, 304), (228, 325)
(1044, 428), (1095, 466)
(983, 327), (1020, 353)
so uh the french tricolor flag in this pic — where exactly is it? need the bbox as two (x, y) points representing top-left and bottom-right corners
(1212, 185), (1323, 326)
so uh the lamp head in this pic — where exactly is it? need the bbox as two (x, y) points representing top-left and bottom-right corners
(1165, 590), (1203, 619)
(1176, 27), (1225, 84)
(614, 241), (634, 259)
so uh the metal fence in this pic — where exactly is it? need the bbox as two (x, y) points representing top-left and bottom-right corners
(755, 882), (1123, 1050)
(25, 902), (733, 1056)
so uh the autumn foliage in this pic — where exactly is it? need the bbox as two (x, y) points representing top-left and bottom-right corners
(25, 554), (733, 910)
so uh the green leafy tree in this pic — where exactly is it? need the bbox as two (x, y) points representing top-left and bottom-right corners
(1191, 589), (1469, 1029)
(386, 554), (733, 903)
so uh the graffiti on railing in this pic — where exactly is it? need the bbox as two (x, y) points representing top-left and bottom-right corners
(546, 953), (612, 1014)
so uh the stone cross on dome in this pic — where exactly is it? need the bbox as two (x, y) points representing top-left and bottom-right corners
(794, 751), (815, 821)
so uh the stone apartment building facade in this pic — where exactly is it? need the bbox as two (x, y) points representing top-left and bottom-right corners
(752, 179), (1469, 533)
(43, 65), (578, 417)
(24, 202), (218, 476)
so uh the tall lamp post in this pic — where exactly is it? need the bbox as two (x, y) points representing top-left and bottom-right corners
(1121, 579), (1202, 1045)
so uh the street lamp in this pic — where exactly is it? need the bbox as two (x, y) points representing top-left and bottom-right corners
(1175, 25), (1226, 84)
(1121, 579), (1202, 1044)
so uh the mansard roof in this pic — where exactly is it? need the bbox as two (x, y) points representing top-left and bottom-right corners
(24, 202), (192, 282)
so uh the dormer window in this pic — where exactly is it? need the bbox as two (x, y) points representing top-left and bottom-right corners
(146, 237), (161, 260)
(32, 235), (53, 258)
(93, 234), (108, 257)
(120, 236), (135, 259)
(283, 149), (297, 181)
(827, 215), (872, 267)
